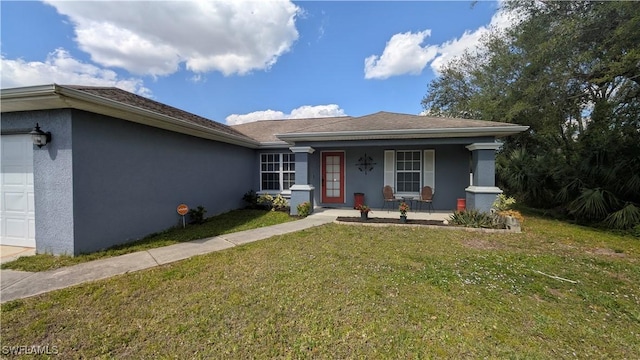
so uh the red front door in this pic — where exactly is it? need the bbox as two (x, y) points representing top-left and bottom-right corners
(321, 152), (345, 204)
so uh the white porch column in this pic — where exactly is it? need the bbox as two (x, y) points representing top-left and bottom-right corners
(289, 146), (315, 215)
(465, 143), (503, 212)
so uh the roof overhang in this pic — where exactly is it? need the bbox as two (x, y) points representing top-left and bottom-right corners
(1, 84), (260, 148)
(255, 141), (291, 149)
(275, 126), (529, 144)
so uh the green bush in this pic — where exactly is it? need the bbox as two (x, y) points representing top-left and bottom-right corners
(297, 201), (312, 217)
(257, 194), (274, 208)
(188, 205), (207, 224)
(272, 194), (289, 211)
(242, 190), (259, 208)
(258, 194), (289, 212)
(492, 194), (517, 212)
(449, 210), (495, 228)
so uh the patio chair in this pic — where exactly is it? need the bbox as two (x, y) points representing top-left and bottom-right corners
(382, 185), (401, 212)
(417, 186), (434, 214)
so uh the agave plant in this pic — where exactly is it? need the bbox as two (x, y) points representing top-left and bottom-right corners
(449, 210), (495, 229)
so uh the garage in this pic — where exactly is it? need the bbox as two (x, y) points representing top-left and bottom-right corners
(1, 134), (36, 247)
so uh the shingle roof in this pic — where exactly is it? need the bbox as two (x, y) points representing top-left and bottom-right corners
(230, 116), (352, 143)
(2, 84), (527, 146)
(64, 86), (253, 141)
(300, 111), (516, 131)
(231, 111), (526, 143)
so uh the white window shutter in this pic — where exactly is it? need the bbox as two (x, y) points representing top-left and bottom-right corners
(423, 150), (435, 192)
(384, 150), (395, 188)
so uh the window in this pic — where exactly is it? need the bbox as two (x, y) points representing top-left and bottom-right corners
(384, 150), (435, 194)
(396, 150), (421, 192)
(282, 154), (295, 190)
(260, 153), (295, 191)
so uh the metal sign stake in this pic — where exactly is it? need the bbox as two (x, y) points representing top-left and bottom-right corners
(177, 204), (189, 228)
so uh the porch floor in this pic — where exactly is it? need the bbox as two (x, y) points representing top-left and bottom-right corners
(311, 207), (452, 222)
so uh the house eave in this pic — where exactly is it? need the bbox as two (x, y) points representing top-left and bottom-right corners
(1, 85), (260, 149)
(255, 141), (292, 149)
(275, 126), (529, 143)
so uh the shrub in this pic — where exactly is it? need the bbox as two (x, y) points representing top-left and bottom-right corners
(188, 205), (207, 224)
(489, 195), (524, 229)
(603, 203), (640, 230)
(242, 190), (259, 208)
(272, 194), (289, 212)
(258, 194), (289, 212)
(449, 210), (495, 228)
(257, 194), (274, 208)
(492, 194), (517, 212)
(297, 201), (312, 217)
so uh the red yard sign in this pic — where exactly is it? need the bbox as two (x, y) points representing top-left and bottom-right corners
(177, 204), (189, 216)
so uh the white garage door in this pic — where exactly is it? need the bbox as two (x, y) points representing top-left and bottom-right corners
(1, 135), (36, 247)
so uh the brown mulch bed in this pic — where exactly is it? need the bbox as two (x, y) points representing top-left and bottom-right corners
(335, 216), (448, 226)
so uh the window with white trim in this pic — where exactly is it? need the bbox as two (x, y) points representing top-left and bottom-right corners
(396, 150), (421, 192)
(260, 153), (295, 191)
(384, 149), (435, 194)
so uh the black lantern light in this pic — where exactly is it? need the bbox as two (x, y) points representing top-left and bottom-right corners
(30, 123), (52, 148)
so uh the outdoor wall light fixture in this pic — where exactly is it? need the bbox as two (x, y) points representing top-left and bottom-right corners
(30, 123), (52, 148)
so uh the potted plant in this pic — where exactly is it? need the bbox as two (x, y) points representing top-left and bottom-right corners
(399, 202), (410, 223)
(356, 204), (372, 220)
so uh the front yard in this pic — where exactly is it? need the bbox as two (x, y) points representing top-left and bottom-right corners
(1, 209), (294, 272)
(2, 216), (639, 358)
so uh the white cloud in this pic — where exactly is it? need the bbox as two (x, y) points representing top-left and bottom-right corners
(1, 48), (151, 96)
(364, 30), (438, 80)
(289, 104), (345, 118)
(44, 0), (300, 77)
(430, 8), (516, 74)
(364, 5), (520, 79)
(226, 110), (287, 125)
(226, 104), (346, 125)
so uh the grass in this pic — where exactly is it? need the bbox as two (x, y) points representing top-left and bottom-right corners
(1, 209), (295, 272)
(2, 215), (639, 358)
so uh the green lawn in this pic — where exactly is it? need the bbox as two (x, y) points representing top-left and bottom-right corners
(2, 216), (639, 358)
(1, 209), (295, 272)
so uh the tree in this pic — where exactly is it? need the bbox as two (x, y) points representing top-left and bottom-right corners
(423, 1), (640, 229)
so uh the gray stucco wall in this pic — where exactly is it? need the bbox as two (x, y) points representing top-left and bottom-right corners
(465, 191), (502, 213)
(2, 110), (76, 255)
(71, 110), (255, 254)
(2, 109), (255, 255)
(472, 148), (497, 187)
(432, 145), (471, 210)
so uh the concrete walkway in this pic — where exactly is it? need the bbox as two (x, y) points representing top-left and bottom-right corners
(0, 208), (451, 303)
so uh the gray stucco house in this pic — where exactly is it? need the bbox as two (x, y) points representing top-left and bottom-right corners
(1, 84), (528, 255)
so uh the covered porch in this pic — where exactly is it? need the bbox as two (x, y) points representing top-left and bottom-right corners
(288, 141), (505, 216)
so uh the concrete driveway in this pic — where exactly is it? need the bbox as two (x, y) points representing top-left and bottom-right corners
(1, 245), (36, 264)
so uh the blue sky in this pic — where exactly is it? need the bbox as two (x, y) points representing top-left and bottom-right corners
(1, 1), (511, 125)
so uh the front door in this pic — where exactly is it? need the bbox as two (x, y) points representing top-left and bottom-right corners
(321, 152), (344, 204)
